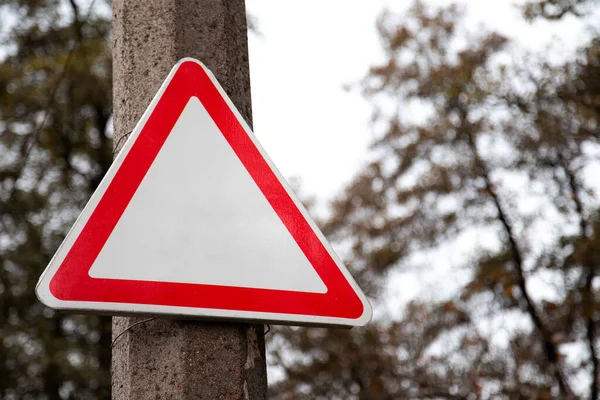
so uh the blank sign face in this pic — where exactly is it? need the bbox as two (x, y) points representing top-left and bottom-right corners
(89, 96), (327, 294)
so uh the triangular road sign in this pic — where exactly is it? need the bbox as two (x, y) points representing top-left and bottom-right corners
(36, 58), (372, 327)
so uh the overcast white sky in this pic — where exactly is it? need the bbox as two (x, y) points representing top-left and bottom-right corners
(246, 2), (600, 343)
(246, 0), (597, 206)
(2, 0), (592, 205)
(247, 4), (600, 388)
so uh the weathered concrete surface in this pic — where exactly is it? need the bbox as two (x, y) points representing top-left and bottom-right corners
(111, 1), (267, 398)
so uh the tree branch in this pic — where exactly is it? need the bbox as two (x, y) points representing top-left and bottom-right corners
(559, 152), (587, 235)
(558, 151), (598, 400)
(67, 0), (83, 41)
(460, 109), (574, 397)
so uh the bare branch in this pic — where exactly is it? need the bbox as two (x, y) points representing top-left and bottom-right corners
(558, 151), (598, 400)
(460, 106), (574, 397)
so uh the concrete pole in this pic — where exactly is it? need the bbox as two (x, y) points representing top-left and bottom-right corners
(111, 1), (267, 398)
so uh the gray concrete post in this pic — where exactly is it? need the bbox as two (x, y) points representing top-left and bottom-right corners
(111, 1), (267, 398)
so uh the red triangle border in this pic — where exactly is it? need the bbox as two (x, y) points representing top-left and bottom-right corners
(46, 60), (365, 321)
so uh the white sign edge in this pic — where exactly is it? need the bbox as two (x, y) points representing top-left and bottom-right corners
(35, 57), (373, 328)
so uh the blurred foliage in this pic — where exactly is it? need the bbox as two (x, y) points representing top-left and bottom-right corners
(522, 0), (595, 20)
(269, 1), (600, 399)
(2, 0), (600, 399)
(0, 0), (112, 399)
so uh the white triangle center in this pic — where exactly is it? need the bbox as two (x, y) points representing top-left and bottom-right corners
(88, 96), (327, 294)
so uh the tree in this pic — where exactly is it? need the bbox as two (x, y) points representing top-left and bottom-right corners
(0, 0), (112, 398)
(269, 1), (600, 398)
